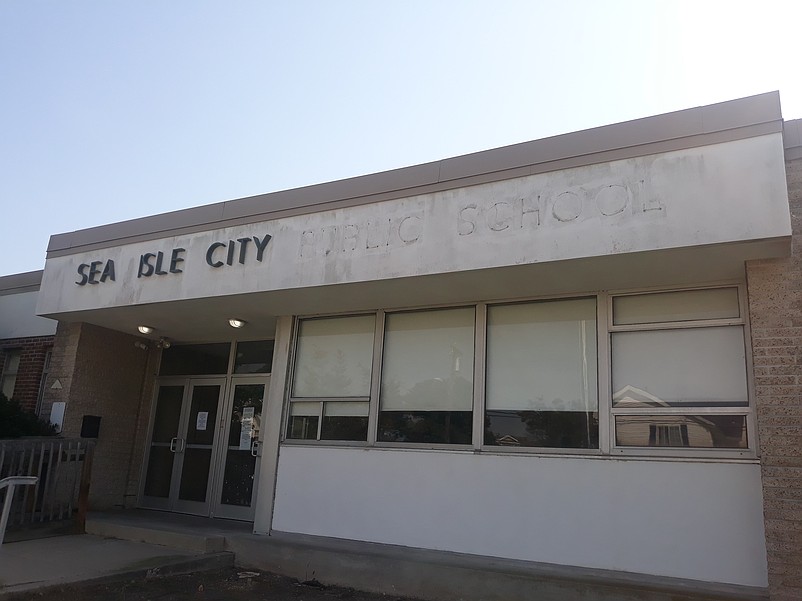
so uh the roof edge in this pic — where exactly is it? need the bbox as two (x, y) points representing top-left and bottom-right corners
(784, 118), (802, 160)
(47, 91), (784, 257)
(0, 270), (43, 295)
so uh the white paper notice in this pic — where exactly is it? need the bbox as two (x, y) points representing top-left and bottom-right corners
(196, 411), (208, 431)
(239, 406), (255, 450)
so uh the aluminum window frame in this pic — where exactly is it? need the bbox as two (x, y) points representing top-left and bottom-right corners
(607, 283), (756, 459)
(284, 312), (377, 445)
(281, 283), (757, 461)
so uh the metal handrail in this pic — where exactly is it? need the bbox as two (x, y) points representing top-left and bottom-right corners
(0, 476), (38, 544)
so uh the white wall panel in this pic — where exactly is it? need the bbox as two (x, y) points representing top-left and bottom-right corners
(272, 446), (768, 587)
(0, 291), (57, 338)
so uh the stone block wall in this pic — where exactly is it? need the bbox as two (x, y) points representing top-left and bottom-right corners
(746, 154), (802, 601)
(0, 334), (54, 413)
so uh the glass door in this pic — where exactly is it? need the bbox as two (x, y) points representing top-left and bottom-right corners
(172, 379), (226, 515)
(140, 378), (226, 515)
(212, 376), (269, 520)
(140, 381), (186, 510)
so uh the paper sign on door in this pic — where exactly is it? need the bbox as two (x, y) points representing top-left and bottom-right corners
(239, 406), (255, 450)
(196, 411), (208, 431)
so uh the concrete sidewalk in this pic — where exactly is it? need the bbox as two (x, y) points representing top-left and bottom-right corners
(0, 534), (230, 595)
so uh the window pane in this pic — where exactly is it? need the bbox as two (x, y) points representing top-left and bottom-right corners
(380, 308), (474, 411)
(292, 315), (375, 397)
(234, 340), (274, 374)
(160, 343), (231, 375)
(615, 415), (747, 448)
(378, 307), (474, 445)
(286, 401), (319, 440)
(321, 401), (370, 442)
(613, 288), (739, 326)
(1, 376), (16, 400)
(612, 326), (748, 408)
(5, 350), (21, 373)
(485, 411), (598, 448)
(484, 298), (598, 449)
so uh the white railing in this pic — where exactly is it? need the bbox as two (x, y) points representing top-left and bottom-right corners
(0, 476), (38, 544)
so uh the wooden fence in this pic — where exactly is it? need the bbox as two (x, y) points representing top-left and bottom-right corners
(0, 438), (94, 533)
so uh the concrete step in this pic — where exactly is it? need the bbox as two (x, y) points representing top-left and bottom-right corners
(86, 514), (226, 553)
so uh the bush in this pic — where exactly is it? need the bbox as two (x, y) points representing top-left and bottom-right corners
(0, 393), (56, 438)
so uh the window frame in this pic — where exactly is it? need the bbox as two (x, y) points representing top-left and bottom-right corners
(282, 282), (757, 460)
(284, 313), (377, 445)
(1, 348), (21, 401)
(607, 283), (757, 459)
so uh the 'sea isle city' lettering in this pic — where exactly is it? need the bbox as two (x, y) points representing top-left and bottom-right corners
(75, 234), (272, 286)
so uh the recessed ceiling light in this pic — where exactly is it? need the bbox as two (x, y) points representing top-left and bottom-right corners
(137, 325), (154, 335)
(228, 318), (246, 328)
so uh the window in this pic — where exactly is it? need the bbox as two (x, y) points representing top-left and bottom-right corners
(1, 349), (21, 400)
(484, 298), (598, 449)
(287, 315), (375, 441)
(610, 287), (749, 450)
(160, 343), (231, 376)
(284, 286), (754, 457)
(378, 307), (474, 445)
(35, 349), (52, 415)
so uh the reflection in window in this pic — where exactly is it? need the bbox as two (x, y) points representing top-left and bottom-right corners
(612, 327), (748, 408)
(615, 415), (747, 448)
(484, 298), (598, 449)
(378, 308), (474, 444)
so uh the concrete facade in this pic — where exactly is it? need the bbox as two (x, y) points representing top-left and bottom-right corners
(12, 92), (802, 600)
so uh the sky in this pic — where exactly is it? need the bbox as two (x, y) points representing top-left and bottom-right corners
(1, 0), (801, 277)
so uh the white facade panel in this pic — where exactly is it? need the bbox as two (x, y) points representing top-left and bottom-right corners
(0, 290), (57, 339)
(272, 446), (768, 587)
(38, 134), (789, 317)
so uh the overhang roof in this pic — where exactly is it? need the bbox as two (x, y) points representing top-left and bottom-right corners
(46, 91), (785, 259)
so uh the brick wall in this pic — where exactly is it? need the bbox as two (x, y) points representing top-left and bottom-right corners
(0, 334), (54, 413)
(41, 321), (156, 509)
(746, 154), (802, 601)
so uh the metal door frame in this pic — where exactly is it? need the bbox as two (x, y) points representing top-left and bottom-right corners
(210, 375), (270, 521)
(138, 376), (226, 515)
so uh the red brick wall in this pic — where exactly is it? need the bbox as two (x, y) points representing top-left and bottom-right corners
(0, 335), (54, 413)
(746, 154), (802, 601)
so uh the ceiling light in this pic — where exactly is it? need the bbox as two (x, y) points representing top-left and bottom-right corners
(228, 318), (246, 329)
(137, 325), (154, 335)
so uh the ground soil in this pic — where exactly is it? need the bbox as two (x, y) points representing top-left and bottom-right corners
(6, 568), (418, 601)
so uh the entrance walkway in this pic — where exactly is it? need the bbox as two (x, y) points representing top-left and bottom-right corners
(0, 534), (231, 595)
(1, 510), (243, 595)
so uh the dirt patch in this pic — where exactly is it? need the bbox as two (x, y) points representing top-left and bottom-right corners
(5, 568), (419, 601)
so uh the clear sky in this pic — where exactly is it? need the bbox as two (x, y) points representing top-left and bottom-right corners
(1, 0), (800, 276)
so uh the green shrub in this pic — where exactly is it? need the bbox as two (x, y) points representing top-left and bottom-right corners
(0, 393), (56, 439)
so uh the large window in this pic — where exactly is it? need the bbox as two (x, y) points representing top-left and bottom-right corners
(285, 285), (754, 457)
(286, 315), (375, 441)
(378, 307), (475, 445)
(484, 298), (597, 448)
(610, 287), (749, 450)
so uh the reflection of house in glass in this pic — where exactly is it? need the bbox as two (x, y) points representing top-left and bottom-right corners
(613, 386), (747, 449)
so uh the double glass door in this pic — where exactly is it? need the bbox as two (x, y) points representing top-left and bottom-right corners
(140, 376), (268, 520)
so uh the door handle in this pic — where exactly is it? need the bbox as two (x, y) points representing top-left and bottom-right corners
(169, 437), (178, 453)
(251, 441), (260, 458)
(178, 438), (186, 453)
